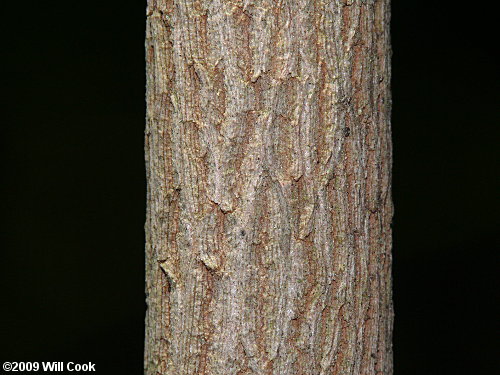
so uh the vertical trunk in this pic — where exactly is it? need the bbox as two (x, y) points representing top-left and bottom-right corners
(145, 0), (392, 373)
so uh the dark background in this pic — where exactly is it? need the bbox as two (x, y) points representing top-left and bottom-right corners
(1, 1), (497, 374)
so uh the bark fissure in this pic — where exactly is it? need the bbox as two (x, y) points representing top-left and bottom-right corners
(145, 0), (392, 373)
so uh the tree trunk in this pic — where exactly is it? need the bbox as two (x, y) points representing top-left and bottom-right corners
(145, 0), (392, 373)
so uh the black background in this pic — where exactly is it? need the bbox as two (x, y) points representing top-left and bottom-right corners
(1, 1), (498, 374)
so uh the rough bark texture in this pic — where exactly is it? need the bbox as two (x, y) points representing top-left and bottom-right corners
(145, 0), (392, 373)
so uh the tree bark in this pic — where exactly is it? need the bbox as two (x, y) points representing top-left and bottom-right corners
(145, 0), (392, 373)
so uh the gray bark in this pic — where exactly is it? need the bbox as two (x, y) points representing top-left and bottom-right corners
(145, 0), (393, 373)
